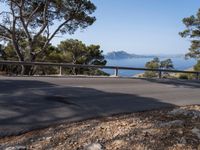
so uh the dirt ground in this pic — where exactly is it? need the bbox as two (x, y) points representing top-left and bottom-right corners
(0, 105), (200, 150)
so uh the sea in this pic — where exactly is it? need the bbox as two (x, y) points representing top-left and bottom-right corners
(103, 57), (197, 77)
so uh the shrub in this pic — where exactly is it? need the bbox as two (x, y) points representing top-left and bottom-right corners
(179, 74), (188, 80)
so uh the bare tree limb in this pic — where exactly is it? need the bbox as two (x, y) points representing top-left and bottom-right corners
(36, 19), (71, 56)
(0, 34), (12, 41)
(25, 2), (42, 27)
(48, 19), (71, 44)
(34, 0), (49, 39)
(10, 1), (24, 61)
(0, 24), (12, 33)
(19, 0), (32, 41)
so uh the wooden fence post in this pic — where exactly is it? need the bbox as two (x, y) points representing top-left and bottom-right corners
(159, 71), (162, 79)
(114, 68), (119, 77)
(196, 72), (199, 80)
(59, 66), (62, 76)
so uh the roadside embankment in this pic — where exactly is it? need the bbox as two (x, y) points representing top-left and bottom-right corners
(1, 105), (200, 150)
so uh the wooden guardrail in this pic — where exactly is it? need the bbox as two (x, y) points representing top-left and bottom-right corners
(0, 60), (199, 79)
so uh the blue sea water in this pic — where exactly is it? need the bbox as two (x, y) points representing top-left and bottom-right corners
(103, 57), (197, 77)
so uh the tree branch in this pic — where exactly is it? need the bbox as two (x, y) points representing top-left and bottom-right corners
(0, 34), (12, 41)
(36, 19), (71, 56)
(19, 0), (32, 41)
(26, 2), (43, 27)
(10, 1), (24, 61)
(48, 19), (71, 44)
(0, 24), (12, 34)
(34, 0), (49, 39)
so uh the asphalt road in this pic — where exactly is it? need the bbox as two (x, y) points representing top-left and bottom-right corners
(0, 76), (200, 137)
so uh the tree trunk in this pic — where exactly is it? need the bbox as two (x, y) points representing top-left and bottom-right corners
(72, 67), (77, 75)
(20, 58), (36, 75)
(20, 44), (37, 75)
(21, 65), (32, 75)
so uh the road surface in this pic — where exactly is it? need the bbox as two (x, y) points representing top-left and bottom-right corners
(0, 76), (200, 137)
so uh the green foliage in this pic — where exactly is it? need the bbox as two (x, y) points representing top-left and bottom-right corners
(145, 57), (160, 69)
(85, 45), (107, 65)
(143, 71), (158, 78)
(0, 38), (108, 76)
(194, 60), (200, 71)
(143, 57), (160, 78)
(0, 43), (21, 74)
(176, 60), (200, 80)
(143, 58), (174, 78)
(0, 43), (18, 61)
(58, 39), (87, 64)
(82, 69), (109, 76)
(178, 74), (189, 80)
(160, 59), (174, 70)
(178, 73), (196, 80)
(180, 9), (200, 59)
(57, 39), (107, 75)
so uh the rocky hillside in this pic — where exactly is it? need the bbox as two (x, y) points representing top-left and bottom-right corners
(105, 51), (184, 60)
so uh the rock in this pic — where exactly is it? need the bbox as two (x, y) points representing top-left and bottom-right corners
(198, 144), (200, 150)
(110, 140), (127, 149)
(168, 108), (190, 116)
(5, 146), (26, 150)
(180, 137), (186, 144)
(192, 111), (200, 118)
(113, 132), (119, 137)
(46, 136), (52, 140)
(177, 129), (183, 135)
(169, 108), (200, 118)
(159, 120), (184, 127)
(176, 144), (185, 148)
(191, 128), (200, 139)
(84, 143), (102, 150)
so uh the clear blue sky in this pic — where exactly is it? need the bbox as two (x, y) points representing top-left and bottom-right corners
(53, 0), (200, 55)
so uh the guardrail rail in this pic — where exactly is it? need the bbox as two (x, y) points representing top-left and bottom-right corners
(0, 60), (199, 79)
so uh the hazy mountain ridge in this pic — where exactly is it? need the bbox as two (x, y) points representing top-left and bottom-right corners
(105, 51), (184, 59)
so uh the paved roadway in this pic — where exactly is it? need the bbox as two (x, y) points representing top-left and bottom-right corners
(0, 76), (200, 137)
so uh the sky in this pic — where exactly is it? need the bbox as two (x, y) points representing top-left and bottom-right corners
(52, 0), (200, 55)
(0, 1), (199, 55)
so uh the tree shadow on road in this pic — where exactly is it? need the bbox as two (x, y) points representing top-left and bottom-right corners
(0, 79), (176, 137)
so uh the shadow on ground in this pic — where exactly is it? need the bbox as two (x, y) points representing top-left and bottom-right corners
(0, 79), (176, 137)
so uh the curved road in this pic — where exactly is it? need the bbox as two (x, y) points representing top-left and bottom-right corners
(0, 76), (200, 137)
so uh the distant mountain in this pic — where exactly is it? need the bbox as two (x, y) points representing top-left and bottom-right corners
(105, 51), (155, 59)
(105, 51), (132, 59)
(105, 51), (185, 59)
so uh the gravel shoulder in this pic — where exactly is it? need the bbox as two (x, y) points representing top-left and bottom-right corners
(0, 105), (200, 150)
